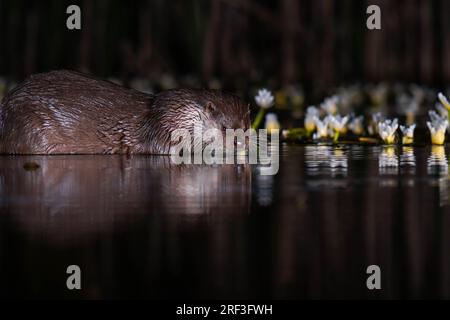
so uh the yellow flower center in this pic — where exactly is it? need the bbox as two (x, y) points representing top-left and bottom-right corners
(402, 136), (414, 145)
(431, 131), (446, 145)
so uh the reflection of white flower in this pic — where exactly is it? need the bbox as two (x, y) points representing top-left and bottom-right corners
(255, 89), (274, 109)
(400, 124), (416, 145)
(379, 146), (399, 168)
(400, 147), (416, 168)
(427, 117), (448, 145)
(428, 146), (448, 174)
(379, 146), (399, 177)
(320, 96), (339, 115)
(378, 119), (398, 144)
(304, 146), (348, 178)
(330, 148), (348, 170)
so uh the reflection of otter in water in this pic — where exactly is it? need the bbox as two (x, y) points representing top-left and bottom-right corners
(0, 70), (250, 154)
(0, 156), (251, 243)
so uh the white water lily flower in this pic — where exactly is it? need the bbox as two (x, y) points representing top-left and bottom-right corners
(378, 119), (399, 145)
(328, 114), (349, 134)
(397, 94), (419, 125)
(304, 115), (316, 132)
(320, 96), (339, 115)
(265, 113), (280, 134)
(368, 112), (385, 135)
(397, 93), (417, 113)
(337, 85), (363, 112)
(348, 115), (364, 135)
(429, 110), (447, 123)
(304, 106), (319, 132)
(313, 116), (329, 140)
(400, 124), (416, 145)
(281, 129), (290, 140)
(306, 105), (320, 116)
(400, 124), (416, 138)
(410, 84), (426, 103)
(369, 83), (389, 106)
(428, 111), (449, 145)
(255, 88), (274, 109)
(427, 118), (448, 145)
(435, 102), (448, 118)
(323, 115), (336, 137)
(438, 92), (450, 111)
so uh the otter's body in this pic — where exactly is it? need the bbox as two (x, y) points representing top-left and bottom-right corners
(0, 70), (250, 154)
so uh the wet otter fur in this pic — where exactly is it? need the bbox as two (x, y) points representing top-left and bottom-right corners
(0, 70), (250, 154)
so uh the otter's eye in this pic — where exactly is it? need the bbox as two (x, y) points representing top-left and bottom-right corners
(206, 101), (216, 113)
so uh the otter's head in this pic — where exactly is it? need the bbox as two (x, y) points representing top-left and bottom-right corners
(155, 89), (251, 154)
(157, 89), (250, 130)
(197, 90), (251, 133)
(194, 90), (251, 151)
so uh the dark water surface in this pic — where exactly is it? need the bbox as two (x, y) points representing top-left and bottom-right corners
(0, 144), (449, 299)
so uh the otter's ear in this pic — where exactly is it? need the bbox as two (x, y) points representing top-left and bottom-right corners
(205, 101), (216, 113)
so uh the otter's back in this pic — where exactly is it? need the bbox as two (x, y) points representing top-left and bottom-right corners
(0, 70), (154, 154)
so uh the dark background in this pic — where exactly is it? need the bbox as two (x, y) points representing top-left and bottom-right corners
(0, 0), (448, 95)
(1, 1), (450, 300)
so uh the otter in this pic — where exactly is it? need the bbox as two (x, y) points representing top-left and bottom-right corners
(0, 70), (250, 154)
